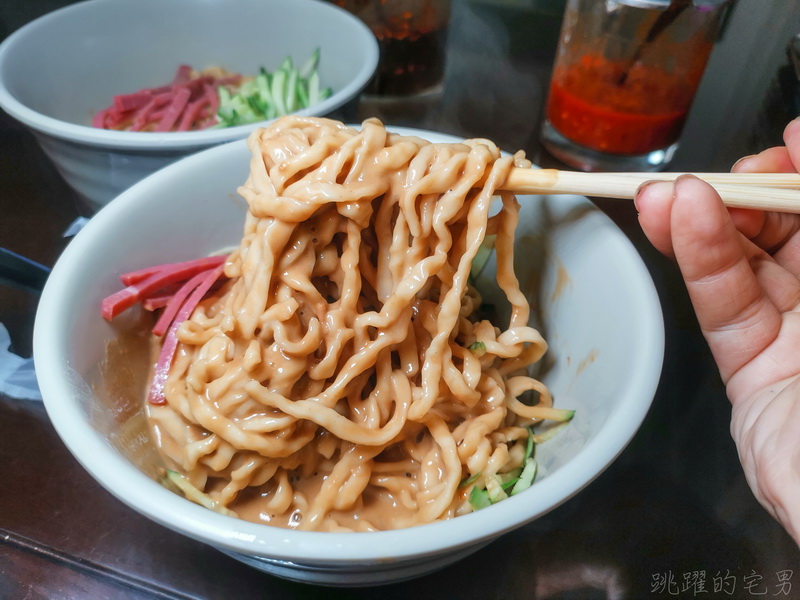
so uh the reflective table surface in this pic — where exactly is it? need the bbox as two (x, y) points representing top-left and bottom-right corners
(2, 1), (799, 598)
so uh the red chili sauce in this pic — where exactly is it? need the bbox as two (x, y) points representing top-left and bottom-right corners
(546, 53), (700, 155)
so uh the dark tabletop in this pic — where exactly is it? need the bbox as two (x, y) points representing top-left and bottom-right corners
(2, 1), (799, 599)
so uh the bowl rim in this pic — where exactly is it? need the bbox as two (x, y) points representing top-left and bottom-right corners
(33, 129), (665, 564)
(0, 0), (378, 150)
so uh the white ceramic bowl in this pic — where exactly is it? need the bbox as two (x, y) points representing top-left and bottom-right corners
(34, 127), (664, 587)
(0, 0), (377, 213)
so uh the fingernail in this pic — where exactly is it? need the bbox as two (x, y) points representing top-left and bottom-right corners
(633, 180), (672, 212)
(731, 154), (755, 172)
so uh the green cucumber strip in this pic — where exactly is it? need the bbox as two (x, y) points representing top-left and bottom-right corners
(297, 79), (310, 108)
(285, 69), (299, 113)
(271, 70), (288, 115)
(470, 234), (496, 281)
(246, 95), (264, 115)
(459, 471), (481, 488)
(256, 73), (271, 102)
(215, 50), (327, 125)
(524, 430), (535, 461)
(486, 476), (508, 503)
(299, 47), (321, 79)
(510, 458), (537, 496)
(308, 70), (321, 106)
(499, 467), (523, 491)
(537, 407), (576, 422)
(469, 486), (492, 510)
(500, 477), (518, 491)
(468, 341), (486, 355)
(497, 468), (522, 485)
(532, 420), (572, 444)
(279, 56), (293, 72)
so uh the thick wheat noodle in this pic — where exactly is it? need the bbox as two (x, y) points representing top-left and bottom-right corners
(145, 116), (558, 531)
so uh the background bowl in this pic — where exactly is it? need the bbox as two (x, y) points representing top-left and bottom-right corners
(0, 0), (378, 213)
(33, 127), (664, 587)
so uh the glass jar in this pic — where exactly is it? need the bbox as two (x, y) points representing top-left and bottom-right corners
(334, 0), (452, 98)
(542, 0), (732, 171)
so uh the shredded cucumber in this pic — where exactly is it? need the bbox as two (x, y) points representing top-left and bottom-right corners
(459, 471), (481, 488)
(468, 340), (487, 355)
(469, 234), (497, 284)
(466, 430), (542, 510)
(216, 48), (332, 127)
(469, 486), (492, 510)
(510, 457), (538, 496)
(485, 476), (509, 503)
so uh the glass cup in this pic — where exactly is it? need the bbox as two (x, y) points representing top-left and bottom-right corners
(334, 0), (452, 99)
(541, 0), (731, 172)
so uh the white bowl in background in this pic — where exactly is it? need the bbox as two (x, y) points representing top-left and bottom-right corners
(0, 0), (378, 213)
(33, 127), (664, 586)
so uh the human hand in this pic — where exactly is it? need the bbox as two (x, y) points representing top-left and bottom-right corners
(635, 118), (800, 545)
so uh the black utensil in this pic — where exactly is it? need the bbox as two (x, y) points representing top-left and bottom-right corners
(0, 247), (50, 294)
(616, 0), (691, 85)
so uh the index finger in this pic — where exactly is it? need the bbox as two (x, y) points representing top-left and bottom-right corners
(668, 176), (783, 382)
(727, 122), (800, 264)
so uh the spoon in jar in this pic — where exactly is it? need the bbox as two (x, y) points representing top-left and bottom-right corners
(615, 0), (692, 86)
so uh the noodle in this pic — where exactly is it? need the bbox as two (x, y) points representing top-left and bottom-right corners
(146, 116), (564, 531)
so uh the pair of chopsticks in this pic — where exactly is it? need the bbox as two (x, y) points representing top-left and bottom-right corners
(500, 170), (800, 213)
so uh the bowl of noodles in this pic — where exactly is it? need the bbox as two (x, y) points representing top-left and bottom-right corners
(0, 0), (378, 214)
(34, 117), (664, 586)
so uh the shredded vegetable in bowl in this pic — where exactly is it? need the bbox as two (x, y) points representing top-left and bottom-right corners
(92, 50), (331, 132)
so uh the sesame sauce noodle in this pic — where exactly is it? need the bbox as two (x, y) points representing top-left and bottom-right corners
(146, 116), (556, 532)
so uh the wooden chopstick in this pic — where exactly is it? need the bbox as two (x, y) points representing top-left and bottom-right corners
(499, 169), (800, 213)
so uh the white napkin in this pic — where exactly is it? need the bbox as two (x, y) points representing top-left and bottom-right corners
(63, 216), (90, 237)
(0, 216), (90, 402)
(0, 323), (41, 401)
